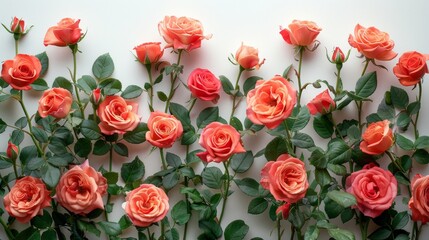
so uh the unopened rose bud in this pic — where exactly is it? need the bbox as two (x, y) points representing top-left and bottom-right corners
(276, 202), (291, 220)
(91, 88), (102, 105)
(332, 47), (345, 64)
(11, 17), (25, 34)
(7, 142), (19, 161)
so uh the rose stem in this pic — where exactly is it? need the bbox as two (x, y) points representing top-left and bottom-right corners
(413, 81), (422, 139)
(70, 44), (85, 118)
(14, 39), (18, 55)
(290, 225), (295, 240)
(0, 216), (14, 239)
(159, 148), (167, 170)
(356, 59), (370, 130)
(104, 144), (114, 222)
(144, 63), (154, 112)
(18, 91), (43, 157)
(276, 217), (282, 240)
(164, 49), (183, 113)
(218, 161), (231, 224)
(229, 66), (244, 123)
(297, 47), (304, 106)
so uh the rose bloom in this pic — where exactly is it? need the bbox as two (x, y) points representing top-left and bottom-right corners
(97, 95), (140, 135)
(246, 75), (297, 129)
(260, 154), (308, 203)
(38, 87), (73, 119)
(44, 18), (82, 46)
(360, 120), (393, 155)
(280, 20), (321, 47)
(393, 51), (429, 86)
(346, 164), (397, 218)
(196, 122), (245, 163)
(1, 54), (42, 90)
(188, 68), (221, 103)
(409, 174), (429, 223)
(56, 160), (107, 215)
(158, 16), (211, 51)
(306, 89), (336, 115)
(235, 43), (265, 70)
(123, 184), (169, 227)
(348, 24), (397, 61)
(134, 42), (164, 64)
(146, 111), (183, 148)
(11, 17), (25, 34)
(4, 176), (51, 223)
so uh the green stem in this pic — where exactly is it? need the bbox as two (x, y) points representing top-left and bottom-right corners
(276, 218), (282, 240)
(104, 144), (114, 222)
(283, 121), (294, 154)
(182, 143), (193, 240)
(359, 217), (369, 240)
(357, 60), (370, 130)
(229, 66), (245, 123)
(15, 39), (18, 55)
(335, 67), (342, 96)
(188, 97), (197, 114)
(18, 91), (43, 157)
(161, 220), (166, 240)
(52, 200), (66, 240)
(290, 225), (295, 240)
(160, 148), (167, 170)
(146, 228), (151, 240)
(413, 82), (422, 139)
(0, 216), (14, 239)
(218, 161), (231, 224)
(297, 47), (304, 106)
(164, 50), (183, 113)
(296, 227), (303, 240)
(70, 45), (85, 118)
(145, 63), (154, 112)
(416, 222), (422, 240)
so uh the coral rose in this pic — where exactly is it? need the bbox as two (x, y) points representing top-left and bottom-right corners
(6, 142), (19, 161)
(4, 176), (51, 223)
(360, 120), (393, 155)
(409, 174), (429, 223)
(10, 17), (26, 34)
(306, 89), (336, 115)
(348, 24), (397, 61)
(235, 43), (265, 70)
(146, 111), (183, 148)
(196, 122), (245, 163)
(346, 164), (397, 218)
(280, 20), (321, 47)
(38, 87), (73, 119)
(123, 184), (169, 227)
(56, 160), (107, 215)
(188, 68), (221, 103)
(246, 75), (297, 129)
(260, 154), (308, 203)
(44, 18), (82, 46)
(97, 95), (140, 135)
(276, 202), (291, 220)
(1, 54), (42, 90)
(134, 42), (164, 64)
(393, 51), (429, 86)
(332, 47), (346, 64)
(158, 16), (211, 51)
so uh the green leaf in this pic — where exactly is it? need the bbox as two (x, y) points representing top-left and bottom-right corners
(392, 211), (409, 230)
(32, 127), (48, 143)
(341, 208), (354, 223)
(390, 86), (409, 109)
(199, 219), (223, 239)
(244, 117), (264, 133)
(407, 101), (420, 115)
(97, 221), (122, 236)
(327, 190), (356, 208)
(327, 139), (352, 165)
(103, 172), (118, 185)
(20, 145), (38, 166)
(0, 156), (12, 169)
(368, 227), (391, 240)
(74, 138), (92, 158)
(291, 106), (310, 132)
(309, 149), (327, 168)
(121, 85), (143, 99)
(224, 220), (249, 240)
(415, 136), (429, 149)
(77, 75), (98, 94)
(31, 78), (49, 91)
(0, 118), (6, 134)
(36, 52), (49, 76)
(15, 227), (41, 240)
(247, 197), (268, 215)
(291, 132), (315, 149)
(396, 112), (411, 129)
(157, 91), (168, 102)
(166, 152), (182, 168)
(121, 156), (145, 183)
(163, 171), (179, 189)
(230, 151), (254, 173)
(30, 210), (52, 229)
(113, 142), (128, 157)
(118, 215), (132, 230)
(230, 116), (243, 131)
(220, 75), (234, 95)
(377, 100), (395, 120)
(413, 149), (429, 164)
(355, 71), (377, 98)
(52, 77), (73, 93)
(0, 94), (11, 102)
(99, 78), (122, 95)
(80, 119), (102, 140)
(169, 102), (193, 132)
(202, 167), (223, 189)
(313, 114), (334, 138)
(93, 139), (110, 155)
(282, 64), (293, 79)
(328, 228), (355, 240)
(327, 163), (347, 176)
(172, 200), (191, 225)
(304, 225), (320, 240)
(234, 178), (259, 197)
(26, 157), (44, 171)
(92, 53), (115, 80)
(123, 122), (148, 144)
(265, 137), (288, 161)
(41, 163), (60, 188)
(165, 228), (180, 240)
(15, 116), (27, 128)
(181, 130), (198, 145)
(243, 76), (262, 96)
(315, 169), (332, 187)
(395, 133), (414, 151)
(41, 229), (57, 240)
(197, 107), (219, 129)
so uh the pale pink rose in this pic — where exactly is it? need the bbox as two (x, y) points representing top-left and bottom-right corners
(44, 18), (82, 46)
(134, 42), (164, 64)
(188, 68), (221, 103)
(235, 43), (265, 70)
(146, 111), (183, 148)
(280, 20), (321, 47)
(409, 174), (429, 223)
(1, 54), (42, 90)
(393, 51), (429, 86)
(360, 120), (393, 155)
(38, 88), (73, 119)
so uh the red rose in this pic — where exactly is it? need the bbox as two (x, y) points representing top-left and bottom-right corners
(188, 68), (221, 103)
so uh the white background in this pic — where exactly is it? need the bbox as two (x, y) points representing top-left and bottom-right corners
(1, 0), (429, 239)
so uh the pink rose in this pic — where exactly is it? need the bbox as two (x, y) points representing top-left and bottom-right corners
(332, 47), (346, 64)
(38, 87), (73, 119)
(235, 43), (265, 70)
(134, 42), (164, 64)
(1, 54), (42, 90)
(260, 154), (308, 203)
(348, 24), (397, 61)
(246, 75), (297, 129)
(346, 164), (397, 218)
(123, 184), (169, 227)
(393, 51), (429, 86)
(44, 18), (82, 46)
(10, 17), (25, 34)
(360, 120), (393, 155)
(56, 160), (107, 215)
(4, 176), (51, 223)
(187, 68), (221, 103)
(91, 88), (102, 105)
(158, 16), (211, 51)
(97, 95), (140, 135)
(280, 20), (321, 47)
(409, 174), (429, 223)
(6, 142), (19, 161)
(306, 89), (336, 115)
(146, 111), (183, 148)
(276, 202), (291, 220)
(196, 122), (246, 163)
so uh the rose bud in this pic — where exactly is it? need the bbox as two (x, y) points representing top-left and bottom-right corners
(91, 88), (102, 105)
(332, 47), (345, 64)
(6, 142), (19, 161)
(235, 43), (265, 70)
(134, 42), (164, 64)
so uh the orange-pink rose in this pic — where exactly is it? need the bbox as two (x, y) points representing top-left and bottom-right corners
(146, 111), (183, 148)
(134, 42), (164, 64)
(246, 75), (297, 129)
(260, 154), (308, 203)
(348, 24), (397, 61)
(393, 51), (429, 86)
(10, 17), (25, 34)
(44, 18), (82, 47)
(306, 89), (336, 115)
(188, 68), (221, 103)
(409, 174), (429, 223)
(235, 43), (265, 70)
(38, 87), (73, 119)
(1, 54), (42, 90)
(3, 176), (51, 223)
(332, 47), (346, 64)
(6, 142), (19, 161)
(122, 184), (169, 227)
(97, 95), (140, 135)
(276, 202), (291, 220)
(56, 160), (107, 215)
(360, 120), (393, 155)
(280, 20), (321, 47)
(196, 122), (245, 163)
(158, 16), (211, 51)
(346, 164), (397, 218)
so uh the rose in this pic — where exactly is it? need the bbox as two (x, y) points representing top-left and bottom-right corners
(280, 20), (321, 47)
(91, 88), (102, 105)
(260, 154), (308, 203)
(409, 174), (429, 223)
(332, 47), (346, 64)
(122, 184), (169, 227)
(235, 43), (265, 70)
(276, 202), (291, 220)
(348, 24), (397, 61)
(187, 68), (221, 103)
(146, 111), (183, 148)
(6, 142), (19, 161)
(1, 54), (42, 90)
(393, 51), (429, 86)
(38, 87), (73, 119)
(346, 164), (397, 218)
(246, 75), (297, 129)
(97, 95), (140, 135)
(56, 160), (107, 215)
(196, 122), (245, 163)
(360, 120), (393, 155)
(11, 17), (25, 34)
(3, 176), (51, 223)
(306, 89), (336, 115)
(44, 18), (82, 46)
(134, 42), (164, 64)
(158, 16), (211, 51)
